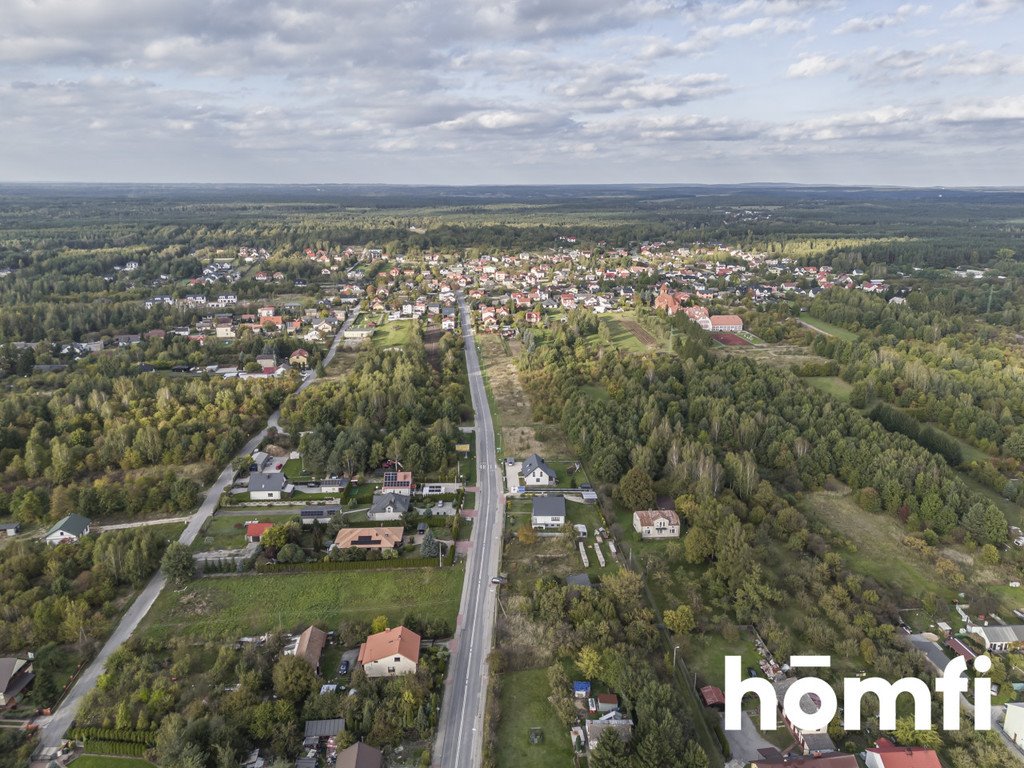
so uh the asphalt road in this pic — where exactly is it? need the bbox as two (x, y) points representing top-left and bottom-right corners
(33, 311), (358, 756)
(434, 294), (503, 768)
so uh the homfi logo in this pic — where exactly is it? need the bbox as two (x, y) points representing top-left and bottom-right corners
(723, 654), (993, 732)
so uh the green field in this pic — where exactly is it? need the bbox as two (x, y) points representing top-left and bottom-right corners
(804, 376), (853, 402)
(71, 758), (156, 768)
(798, 491), (954, 602)
(687, 631), (761, 690)
(799, 315), (858, 342)
(373, 319), (418, 348)
(190, 513), (297, 552)
(600, 319), (648, 353)
(495, 668), (574, 768)
(139, 568), (464, 640)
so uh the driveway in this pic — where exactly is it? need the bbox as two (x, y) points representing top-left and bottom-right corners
(723, 711), (785, 763)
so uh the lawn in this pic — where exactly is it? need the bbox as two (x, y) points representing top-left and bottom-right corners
(139, 567), (464, 640)
(799, 315), (858, 342)
(803, 376), (853, 402)
(190, 513), (297, 552)
(687, 630), (760, 690)
(495, 668), (574, 768)
(599, 319), (648, 353)
(282, 457), (314, 482)
(71, 758), (156, 768)
(372, 319), (417, 348)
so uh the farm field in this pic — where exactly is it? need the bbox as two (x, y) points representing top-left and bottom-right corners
(138, 567), (464, 640)
(711, 332), (749, 346)
(495, 668), (574, 768)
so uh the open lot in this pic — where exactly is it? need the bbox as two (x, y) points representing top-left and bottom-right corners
(71, 758), (156, 768)
(138, 567), (464, 640)
(495, 668), (574, 768)
(799, 315), (858, 342)
(478, 335), (571, 458)
(803, 376), (853, 402)
(798, 491), (957, 603)
(372, 319), (418, 348)
(190, 513), (298, 552)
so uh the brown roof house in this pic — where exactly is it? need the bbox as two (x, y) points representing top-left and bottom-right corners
(0, 657), (34, 710)
(632, 509), (680, 539)
(335, 742), (383, 768)
(333, 527), (404, 552)
(358, 626), (421, 678)
(286, 626), (327, 674)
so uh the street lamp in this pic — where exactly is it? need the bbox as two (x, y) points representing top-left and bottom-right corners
(673, 644), (680, 667)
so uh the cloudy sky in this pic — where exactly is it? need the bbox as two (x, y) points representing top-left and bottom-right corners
(3, 0), (1023, 185)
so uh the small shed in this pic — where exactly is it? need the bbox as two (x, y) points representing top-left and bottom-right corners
(699, 685), (725, 709)
(573, 681), (591, 699)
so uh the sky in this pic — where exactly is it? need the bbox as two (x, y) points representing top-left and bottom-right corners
(2, 0), (1024, 186)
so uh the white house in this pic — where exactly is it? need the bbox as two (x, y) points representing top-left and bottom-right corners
(522, 454), (556, 486)
(45, 514), (91, 546)
(1005, 703), (1024, 751)
(358, 626), (421, 678)
(969, 623), (1024, 652)
(632, 509), (681, 539)
(248, 473), (290, 501)
(532, 495), (566, 530)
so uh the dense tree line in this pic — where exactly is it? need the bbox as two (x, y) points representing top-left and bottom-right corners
(282, 336), (467, 478)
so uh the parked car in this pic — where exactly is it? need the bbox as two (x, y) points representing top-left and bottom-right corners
(490, 576), (507, 584)
(338, 660), (350, 675)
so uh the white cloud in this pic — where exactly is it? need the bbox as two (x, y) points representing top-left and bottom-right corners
(949, 0), (1022, 20)
(787, 53), (845, 77)
(833, 4), (929, 34)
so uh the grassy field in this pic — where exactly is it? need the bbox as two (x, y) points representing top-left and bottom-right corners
(495, 668), (574, 768)
(804, 376), (853, 402)
(687, 631), (761, 690)
(478, 335), (571, 459)
(600, 318), (648, 353)
(71, 758), (156, 768)
(798, 491), (955, 603)
(139, 568), (464, 640)
(373, 319), (418, 348)
(282, 457), (314, 482)
(799, 315), (858, 342)
(191, 513), (297, 552)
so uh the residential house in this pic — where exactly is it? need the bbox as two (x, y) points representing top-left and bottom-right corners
(596, 693), (619, 713)
(0, 522), (19, 538)
(45, 514), (91, 546)
(632, 509), (681, 539)
(1005, 703), (1024, 749)
(751, 750), (857, 768)
(0, 657), (33, 710)
(585, 711), (633, 754)
(532, 495), (566, 530)
(522, 453), (556, 486)
(357, 625), (421, 678)
(333, 527), (404, 551)
(368, 493), (410, 521)
(382, 471), (413, 496)
(335, 742), (383, 768)
(256, 353), (278, 373)
(286, 626), (327, 674)
(709, 314), (743, 332)
(864, 738), (941, 768)
(289, 348), (310, 368)
(246, 522), (274, 543)
(968, 623), (1024, 652)
(249, 473), (290, 501)
(773, 678), (837, 754)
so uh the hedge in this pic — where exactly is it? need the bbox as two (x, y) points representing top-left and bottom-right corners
(68, 727), (157, 746)
(82, 740), (147, 757)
